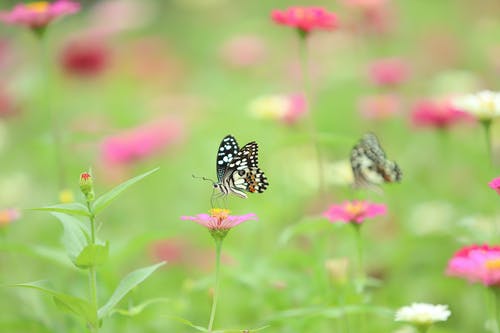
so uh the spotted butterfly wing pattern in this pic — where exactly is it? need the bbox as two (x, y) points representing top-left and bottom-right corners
(350, 132), (402, 189)
(216, 135), (240, 181)
(215, 135), (269, 198)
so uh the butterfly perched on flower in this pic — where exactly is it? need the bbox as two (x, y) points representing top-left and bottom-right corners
(350, 132), (402, 190)
(211, 135), (269, 199)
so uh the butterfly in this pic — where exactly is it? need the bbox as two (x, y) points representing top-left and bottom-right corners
(212, 135), (269, 199)
(350, 132), (402, 190)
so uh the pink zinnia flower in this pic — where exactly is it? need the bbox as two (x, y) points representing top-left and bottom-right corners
(358, 94), (400, 120)
(101, 117), (183, 165)
(368, 57), (409, 86)
(271, 7), (338, 34)
(323, 201), (387, 224)
(181, 209), (257, 231)
(0, 208), (21, 227)
(489, 177), (500, 195)
(60, 38), (110, 77)
(447, 244), (500, 286)
(411, 99), (472, 129)
(0, 1), (80, 30)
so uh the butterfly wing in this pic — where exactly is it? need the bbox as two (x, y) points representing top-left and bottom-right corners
(216, 135), (240, 182)
(350, 133), (402, 188)
(224, 141), (269, 194)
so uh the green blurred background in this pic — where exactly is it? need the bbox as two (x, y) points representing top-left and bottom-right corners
(1, 0), (500, 332)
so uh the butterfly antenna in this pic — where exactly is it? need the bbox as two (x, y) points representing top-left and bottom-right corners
(192, 174), (216, 185)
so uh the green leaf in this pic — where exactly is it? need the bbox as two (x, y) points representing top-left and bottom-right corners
(92, 167), (159, 215)
(75, 243), (109, 268)
(168, 316), (208, 332)
(109, 298), (170, 317)
(50, 213), (90, 265)
(217, 325), (270, 332)
(13, 282), (97, 326)
(98, 261), (165, 319)
(31, 203), (90, 217)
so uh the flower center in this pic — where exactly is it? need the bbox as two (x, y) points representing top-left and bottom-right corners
(345, 201), (366, 217)
(209, 208), (230, 225)
(485, 258), (500, 270)
(25, 2), (49, 13)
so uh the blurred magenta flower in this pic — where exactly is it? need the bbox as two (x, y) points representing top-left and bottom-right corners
(101, 117), (183, 165)
(358, 94), (400, 120)
(271, 7), (338, 34)
(341, 0), (394, 35)
(219, 35), (267, 68)
(489, 177), (500, 195)
(249, 93), (308, 125)
(411, 99), (472, 129)
(0, 1), (80, 30)
(0, 208), (20, 227)
(60, 38), (110, 77)
(323, 201), (387, 224)
(181, 209), (257, 231)
(447, 244), (500, 286)
(368, 57), (409, 86)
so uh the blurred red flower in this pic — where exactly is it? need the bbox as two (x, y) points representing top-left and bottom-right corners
(271, 7), (338, 34)
(447, 244), (500, 286)
(411, 99), (472, 129)
(0, 0), (80, 30)
(368, 57), (409, 86)
(60, 38), (110, 77)
(101, 116), (184, 166)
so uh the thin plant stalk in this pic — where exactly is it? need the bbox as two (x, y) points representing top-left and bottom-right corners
(298, 33), (326, 197)
(208, 238), (223, 332)
(87, 201), (99, 333)
(481, 119), (493, 166)
(353, 224), (365, 292)
(39, 33), (66, 191)
(491, 288), (500, 333)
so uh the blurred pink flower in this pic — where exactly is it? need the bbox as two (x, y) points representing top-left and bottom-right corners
(447, 244), (500, 286)
(0, 1), (80, 30)
(60, 38), (110, 77)
(323, 201), (387, 224)
(358, 94), (400, 120)
(489, 177), (500, 195)
(101, 116), (183, 165)
(342, 0), (388, 10)
(0, 208), (21, 227)
(411, 99), (472, 129)
(220, 35), (267, 68)
(368, 58), (409, 86)
(271, 7), (338, 33)
(181, 209), (257, 230)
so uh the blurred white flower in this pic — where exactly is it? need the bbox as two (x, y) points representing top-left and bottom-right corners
(395, 303), (451, 326)
(453, 90), (500, 121)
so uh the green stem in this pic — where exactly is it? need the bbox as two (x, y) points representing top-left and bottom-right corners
(416, 325), (429, 333)
(87, 201), (98, 333)
(482, 119), (493, 166)
(39, 32), (66, 191)
(299, 34), (326, 198)
(208, 238), (223, 332)
(353, 224), (365, 292)
(492, 288), (500, 333)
